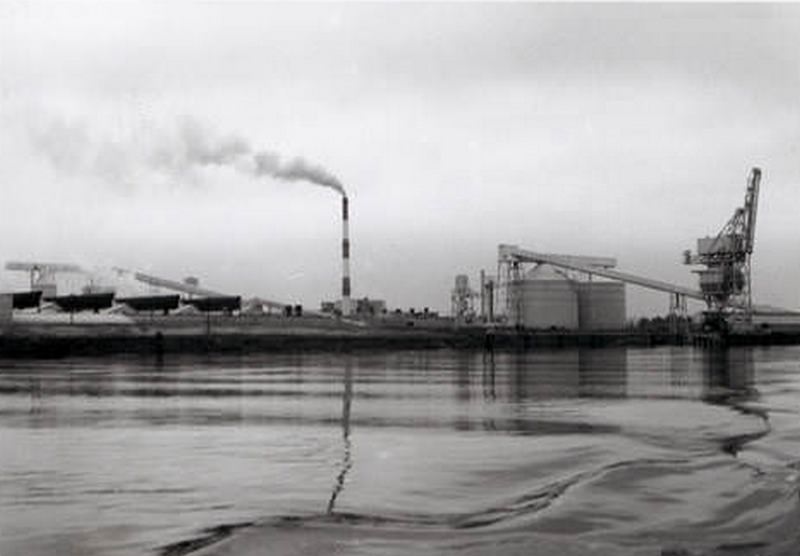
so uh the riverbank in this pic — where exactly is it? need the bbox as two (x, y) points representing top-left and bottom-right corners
(3, 314), (800, 357)
(0, 319), (675, 358)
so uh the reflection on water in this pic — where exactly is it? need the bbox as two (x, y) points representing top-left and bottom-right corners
(0, 347), (798, 556)
(326, 362), (353, 514)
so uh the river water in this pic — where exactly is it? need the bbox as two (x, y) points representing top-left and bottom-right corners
(1, 347), (799, 556)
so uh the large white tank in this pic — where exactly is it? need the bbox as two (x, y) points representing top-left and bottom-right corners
(510, 265), (578, 329)
(576, 281), (626, 330)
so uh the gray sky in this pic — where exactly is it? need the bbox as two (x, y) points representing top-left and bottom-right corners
(1, 2), (799, 316)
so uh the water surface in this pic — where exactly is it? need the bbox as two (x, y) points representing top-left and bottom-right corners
(1, 347), (799, 555)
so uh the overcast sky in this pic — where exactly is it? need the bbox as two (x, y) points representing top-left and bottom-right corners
(1, 2), (799, 316)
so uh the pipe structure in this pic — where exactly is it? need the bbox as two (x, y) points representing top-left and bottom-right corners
(341, 196), (352, 316)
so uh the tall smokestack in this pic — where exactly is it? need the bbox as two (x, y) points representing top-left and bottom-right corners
(341, 196), (352, 317)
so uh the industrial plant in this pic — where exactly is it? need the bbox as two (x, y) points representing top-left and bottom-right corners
(447, 167), (797, 337)
(2, 166), (800, 354)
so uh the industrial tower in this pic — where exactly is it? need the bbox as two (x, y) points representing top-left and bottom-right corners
(683, 167), (762, 323)
(451, 274), (478, 322)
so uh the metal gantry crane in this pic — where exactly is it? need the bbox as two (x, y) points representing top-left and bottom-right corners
(683, 167), (762, 323)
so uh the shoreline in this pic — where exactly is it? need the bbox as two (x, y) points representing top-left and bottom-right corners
(2, 312), (798, 358)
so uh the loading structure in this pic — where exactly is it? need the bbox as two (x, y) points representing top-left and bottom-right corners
(5, 261), (84, 299)
(112, 268), (289, 313)
(498, 167), (764, 331)
(497, 245), (705, 329)
(683, 167), (761, 324)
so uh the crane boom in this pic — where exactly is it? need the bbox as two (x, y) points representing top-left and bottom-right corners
(5, 261), (83, 273)
(744, 167), (761, 254)
(128, 271), (224, 297)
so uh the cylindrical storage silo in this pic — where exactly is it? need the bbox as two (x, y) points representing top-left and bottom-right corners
(510, 265), (578, 329)
(576, 281), (626, 330)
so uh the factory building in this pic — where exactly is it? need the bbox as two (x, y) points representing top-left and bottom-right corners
(321, 297), (386, 317)
(509, 265), (625, 330)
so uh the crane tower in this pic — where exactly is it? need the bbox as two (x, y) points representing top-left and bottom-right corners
(683, 167), (761, 322)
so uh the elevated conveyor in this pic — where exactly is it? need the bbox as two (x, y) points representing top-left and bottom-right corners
(499, 244), (705, 300)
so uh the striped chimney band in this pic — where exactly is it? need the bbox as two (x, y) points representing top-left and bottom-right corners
(341, 196), (352, 316)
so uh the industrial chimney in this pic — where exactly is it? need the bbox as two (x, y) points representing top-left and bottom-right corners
(341, 196), (352, 316)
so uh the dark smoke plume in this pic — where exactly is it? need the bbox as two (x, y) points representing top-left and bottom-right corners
(177, 118), (345, 195)
(254, 152), (345, 195)
(31, 115), (346, 196)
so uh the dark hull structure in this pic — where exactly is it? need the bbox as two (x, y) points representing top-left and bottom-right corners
(12, 291), (43, 310)
(182, 296), (242, 313)
(117, 295), (181, 314)
(44, 292), (115, 313)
